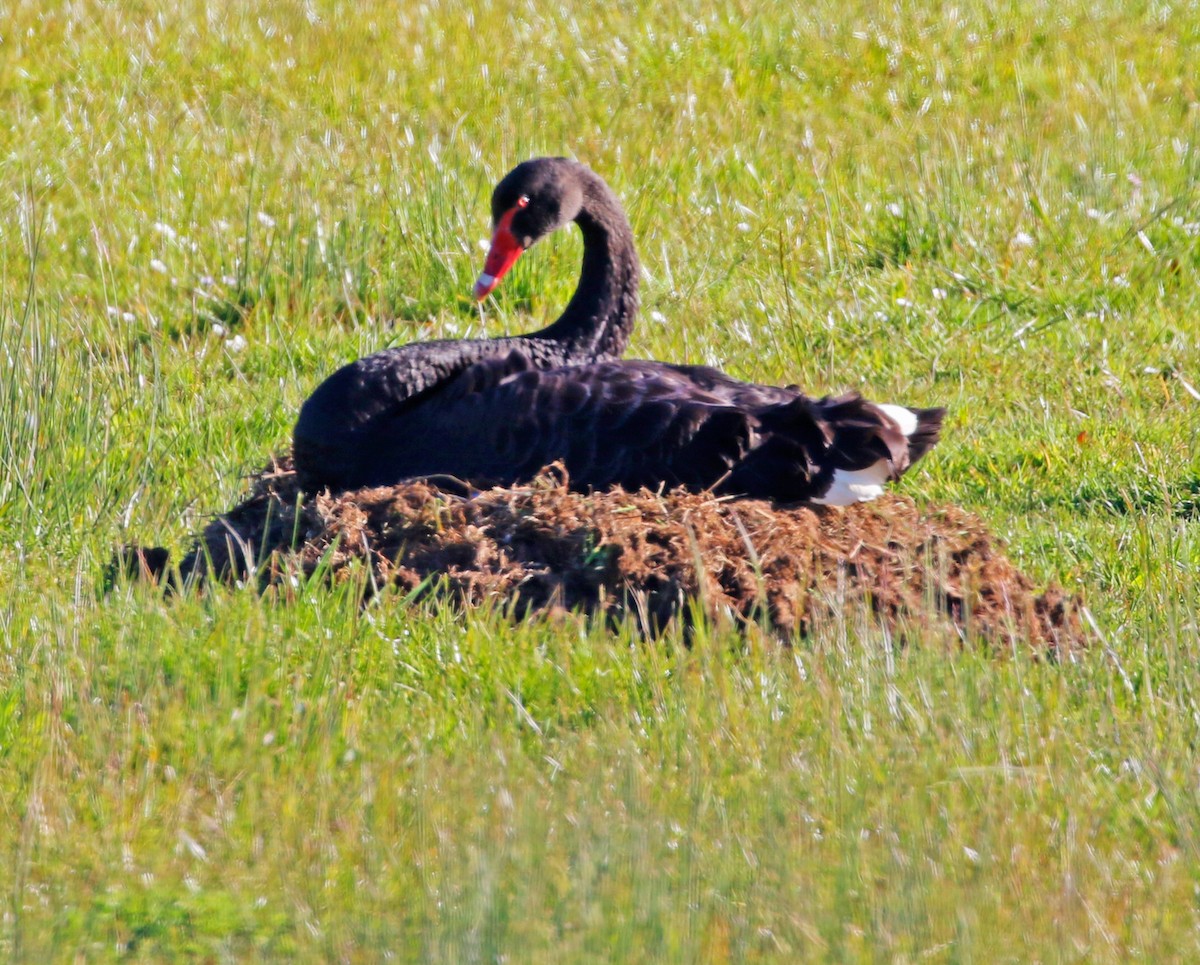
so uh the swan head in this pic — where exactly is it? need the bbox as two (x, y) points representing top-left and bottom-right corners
(474, 157), (586, 299)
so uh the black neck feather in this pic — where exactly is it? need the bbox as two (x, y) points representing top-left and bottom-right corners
(526, 170), (639, 361)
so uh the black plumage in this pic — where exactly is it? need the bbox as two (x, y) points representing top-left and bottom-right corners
(340, 353), (942, 501)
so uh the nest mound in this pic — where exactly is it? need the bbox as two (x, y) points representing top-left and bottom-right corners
(127, 459), (1085, 654)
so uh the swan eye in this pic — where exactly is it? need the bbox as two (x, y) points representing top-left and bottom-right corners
(517, 195), (530, 208)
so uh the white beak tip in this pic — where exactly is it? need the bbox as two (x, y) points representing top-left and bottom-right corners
(473, 272), (497, 300)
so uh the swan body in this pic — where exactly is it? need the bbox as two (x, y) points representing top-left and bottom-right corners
(293, 158), (944, 502)
(341, 350), (942, 503)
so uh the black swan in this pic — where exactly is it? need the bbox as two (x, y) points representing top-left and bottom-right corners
(293, 158), (944, 504)
(293, 157), (638, 492)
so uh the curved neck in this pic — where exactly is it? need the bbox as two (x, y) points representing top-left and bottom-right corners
(527, 171), (639, 361)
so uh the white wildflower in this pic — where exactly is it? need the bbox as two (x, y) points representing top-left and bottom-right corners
(179, 833), (207, 862)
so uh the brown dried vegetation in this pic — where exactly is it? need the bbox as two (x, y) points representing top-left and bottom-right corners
(124, 459), (1085, 654)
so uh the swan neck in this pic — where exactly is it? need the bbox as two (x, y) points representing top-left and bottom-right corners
(532, 175), (639, 360)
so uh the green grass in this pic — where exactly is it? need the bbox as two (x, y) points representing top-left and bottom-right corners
(3, 0), (1200, 958)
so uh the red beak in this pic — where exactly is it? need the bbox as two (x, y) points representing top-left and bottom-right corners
(473, 204), (525, 300)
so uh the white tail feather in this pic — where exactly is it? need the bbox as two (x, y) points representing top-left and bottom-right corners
(810, 460), (890, 506)
(877, 403), (918, 437)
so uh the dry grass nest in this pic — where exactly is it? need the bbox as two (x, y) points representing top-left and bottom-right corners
(120, 457), (1086, 655)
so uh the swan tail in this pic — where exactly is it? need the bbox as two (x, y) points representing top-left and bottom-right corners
(811, 397), (944, 505)
(720, 393), (944, 505)
(886, 404), (945, 466)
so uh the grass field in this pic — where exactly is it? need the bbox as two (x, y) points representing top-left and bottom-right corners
(3, 0), (1200, 958)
